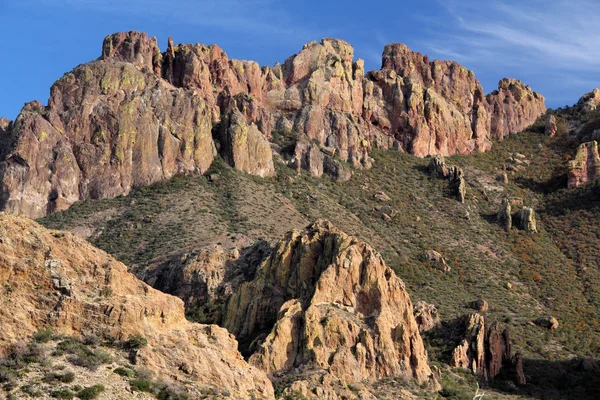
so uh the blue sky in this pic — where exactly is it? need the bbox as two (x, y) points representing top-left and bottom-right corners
(1, 0), (598, 119)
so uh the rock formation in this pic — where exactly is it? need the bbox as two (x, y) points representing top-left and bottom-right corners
(0, 213), (274, 399)
(428, 155), (466, 202)
(497, 198), (512, 231)
(220, 220), (439, 396)
(486, 79), (546, 140)
(414, 301), (442, 332)
(576, 88), (600, 112)
(450, 314), (524, 384)
(516, 207), (537, 233)
(545, 114), (557, 137)
(535, 316), (559, 332)
(568, 141), (600, 188)
(424, 249), (451, 272)
(0, 31), (545, 218)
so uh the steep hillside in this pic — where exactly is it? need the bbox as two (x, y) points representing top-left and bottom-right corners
(0, 213), (274, 399)
(39, 108), (600, 398)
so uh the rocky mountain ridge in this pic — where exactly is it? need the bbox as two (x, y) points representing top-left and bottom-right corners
(0, 31), (545, 218)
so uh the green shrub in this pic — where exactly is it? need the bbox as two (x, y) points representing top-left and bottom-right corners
(50, 389), (75, 399)
(125, 334), (148, 350)
(77, 385), (105, 400)
(43, 371), (75, 383)
(33, 328), (54, 343)
(114, 367), (134, 377)
(130, 378), (154, 393)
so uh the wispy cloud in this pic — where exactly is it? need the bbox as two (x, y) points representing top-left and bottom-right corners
(421, 0), (600, 72)
(21, 0), (321, 42)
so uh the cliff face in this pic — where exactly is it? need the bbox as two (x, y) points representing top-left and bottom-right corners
(0, 31), (545, 218)
(0, 213), (274, 399)
(568, 141), (600, 188)
(222, 221), (439, 396)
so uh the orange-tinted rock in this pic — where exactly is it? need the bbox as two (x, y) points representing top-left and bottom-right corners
(568, 141), (600, 188)
(0, 214), (274, 399)
(545, 114), (557, 137)
(223, 220), (439, 393)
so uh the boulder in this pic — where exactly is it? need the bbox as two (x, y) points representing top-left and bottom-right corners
(535, 316), (559, 332)
(473, 299), (489, 312)
(414, 301), (442, 332)
(516, 207), (537, 233)
(424, 249), (451, 272)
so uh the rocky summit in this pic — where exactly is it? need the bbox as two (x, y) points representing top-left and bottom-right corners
(0, 31), (545, 218)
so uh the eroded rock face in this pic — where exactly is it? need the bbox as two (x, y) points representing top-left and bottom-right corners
(0, 31), (545, 217)
(222, 220), (439, 395)
(450, 314), (523, 384)
(428, 155), (466, 202)
(577, 88), (600, 112)
(0, 214), (274, 399)
(568, 141), (600, 188)
(487, 78), (546, 140)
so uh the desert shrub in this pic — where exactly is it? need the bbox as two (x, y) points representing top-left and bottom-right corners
(114, 367), (134, 377)
(124, 334), (148, 350)
(77, 385), (105, 399)
(50, 389), (74, 399)
(130, 377), (154, 393)
(43, 371), (75, 383)
(55, 338), (111, 370)
(33, 328), (54, 343)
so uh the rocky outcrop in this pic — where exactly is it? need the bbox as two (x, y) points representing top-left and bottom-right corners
(535, 316), (559, 332)
(0, 31), (545, 217)
(487, 78), (546, 140)
(221, 220), (438, 396)
(545, 114), (557, 137)
(0, 213), (274, 399)
(424, 249), (451, 272)
(218, 103), (275, 178)
(414, 301), (442, 332)
(568, 141), (600, 188)
(497, 198), (512, 231)
(450, 314), (524, 384)
(516, 207), (537, 233)
(576, 88), (600, 112)
(428, 155), (466, 202)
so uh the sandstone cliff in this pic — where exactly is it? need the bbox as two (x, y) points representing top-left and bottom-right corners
(0, 31), (545, 218)
(0, 213), (274, 399)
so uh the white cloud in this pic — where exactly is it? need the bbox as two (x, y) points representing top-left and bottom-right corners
(22, 0), (320, 41)
(422, 0), (600, 71)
